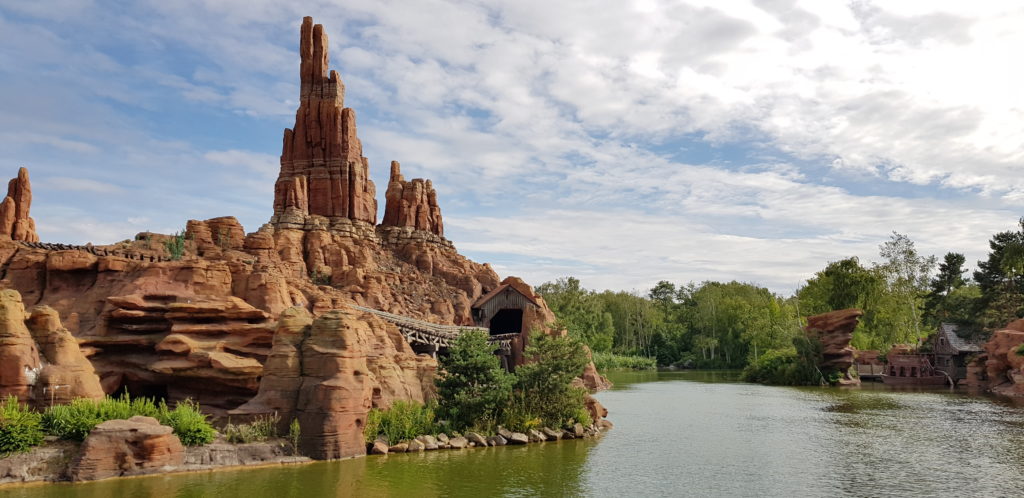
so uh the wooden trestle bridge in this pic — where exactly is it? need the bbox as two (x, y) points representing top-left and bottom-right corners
(347, 304), (520, 356)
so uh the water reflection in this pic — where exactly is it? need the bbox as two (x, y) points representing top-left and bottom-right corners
(8, 371), (1024, 497)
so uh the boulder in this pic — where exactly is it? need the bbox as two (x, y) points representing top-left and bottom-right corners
(407, 439), (425, 452)
(487, 435), (507, 446)
(436, 433), (449, 444)
(573, 423), (585, 438)
(527, 429), (546, 443)
(448, 437), (468, 449)
(388, 443), (408, 453)
(466, 432), (488, 447)
(508, 432), (529, 445)
(541, 428), (561, 441)
(69, 416), (184, 482)
(497, 428), (513, 440)
(370, 440), (388, 455)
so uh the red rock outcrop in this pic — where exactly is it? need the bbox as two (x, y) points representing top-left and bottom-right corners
(0, 168), (39, 243)
(81, 294), (274, 413)
(27, 306), (104, 407)
(804, 308), (863, 386)
(382, 161), (443, 236)
(273, 17), (376, 225)
(964, 323), (1024, 396)
(185, 216), (245, 255)
(0, 290), (102, 406)
(69, 416), (184, 482)
(0, 290), (41, 401)
(232, 306), (436, 450)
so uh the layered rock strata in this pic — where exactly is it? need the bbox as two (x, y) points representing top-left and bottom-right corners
(382, 161), (443, 236)
(273, 16), (376, 226)
(231, 307), (436, 456)
(964, 319), (1024, 395)
(70, 416), (184, 482)
(0, 167), (38, 242)
(804, 308), (863, 386)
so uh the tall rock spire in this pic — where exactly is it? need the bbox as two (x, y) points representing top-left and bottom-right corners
(382, 161), (444, 237)
(274, 16), (377, 224)
(0, 167), (39, 242)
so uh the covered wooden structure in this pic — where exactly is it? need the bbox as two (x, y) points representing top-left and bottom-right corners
(471, 282), (541, 370)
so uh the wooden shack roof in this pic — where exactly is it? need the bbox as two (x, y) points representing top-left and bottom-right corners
(472, 283), (540, 309)
(937, 323), (982, 353)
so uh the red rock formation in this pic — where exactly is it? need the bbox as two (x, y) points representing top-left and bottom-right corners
(69, 416), (184, 482)
(185, 216), (245, 255)
(804, 308), (863, 386)
(82, 294), (274, 412)
(0, 290), (41, 401)
(27, 306), (104, 407)
(232, 306), (436, 445)
(273, 17), (376, 225)
(0, 16), (598, 461)
(965, 325), (1024, 396)
(382, 161), (444, 236)
(0, 290), (102, 406)
(0, 167), (39, 242)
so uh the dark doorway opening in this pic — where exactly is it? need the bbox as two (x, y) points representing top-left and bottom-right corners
(489, 309), (523, 336)
(116, 379), (169, 403)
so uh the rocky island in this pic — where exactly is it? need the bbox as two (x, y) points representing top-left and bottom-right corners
(0, 16), (609, 484)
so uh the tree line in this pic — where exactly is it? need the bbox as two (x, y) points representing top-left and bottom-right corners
(537, 219), (1024, 369)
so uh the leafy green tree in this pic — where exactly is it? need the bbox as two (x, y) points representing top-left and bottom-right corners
(512, 332), (592, 428)
(974, 219), (1024, 331)
(537, 277), (615, 352)
(435, 331), (513, 430)
(924, 252), (970, 325)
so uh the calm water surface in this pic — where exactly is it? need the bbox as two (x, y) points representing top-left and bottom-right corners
(6, 370), (1024, 497)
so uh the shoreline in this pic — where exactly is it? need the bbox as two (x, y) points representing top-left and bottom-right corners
(0, 422), (612, 488)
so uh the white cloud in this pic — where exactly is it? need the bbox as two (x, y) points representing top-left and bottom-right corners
(2, 1), (1022, 293)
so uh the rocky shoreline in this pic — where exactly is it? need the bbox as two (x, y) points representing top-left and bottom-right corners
(0, 437), (310, 486)
(368, 420), (614, 455)
(0, 419), (613, 487)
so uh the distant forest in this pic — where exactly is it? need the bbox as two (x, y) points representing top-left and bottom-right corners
(537, 219), (1024, 369)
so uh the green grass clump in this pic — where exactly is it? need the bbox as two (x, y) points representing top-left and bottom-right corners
(223, 413), (279, 444)
(363, 401), (437, 444)
(42, 394), (214, 446)
(591, 351), (657, 371)
(157, 400), (215, 446)
(0, 396), (44, 455)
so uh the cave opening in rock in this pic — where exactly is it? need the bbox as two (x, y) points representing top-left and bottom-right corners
(489, 308), (523, 336)
(115, 380), (169, 403)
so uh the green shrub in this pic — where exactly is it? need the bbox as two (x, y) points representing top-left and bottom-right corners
(157, 400), (215, 446)
(164, 231), (186, 261)
(513, 332), (592, 429)
(436, 331), (514, 431)
(43, 395), (214, 446)
(223, 413), (279, 444)
(363, 401), (437, 444)
(741, 343), (822, 386)
(591, 351), (657, 371)
(0, 396), (44, 455)
(288, 418), (301, 455)
(42, 394), (157, 441)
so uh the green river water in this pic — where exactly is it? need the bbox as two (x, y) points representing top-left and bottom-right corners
(6, 370), (1024, 497)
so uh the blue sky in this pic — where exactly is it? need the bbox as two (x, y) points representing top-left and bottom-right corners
(1, 1), (1022, 294)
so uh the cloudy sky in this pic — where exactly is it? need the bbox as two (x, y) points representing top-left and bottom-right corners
(1, 1), (1022, 294)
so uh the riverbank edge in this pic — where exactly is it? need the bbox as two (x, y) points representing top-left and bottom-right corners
(0, 421), (615, 488)
(366, 420), (614, 455)
(0, 438), (311, 487)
